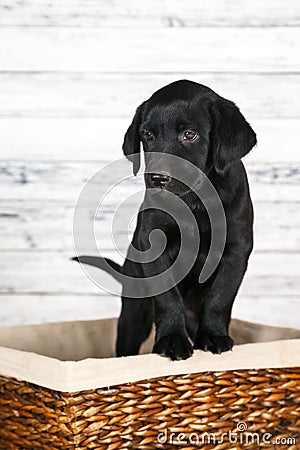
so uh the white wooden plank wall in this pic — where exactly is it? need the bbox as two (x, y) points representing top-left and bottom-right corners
(0, 0), (299, 330)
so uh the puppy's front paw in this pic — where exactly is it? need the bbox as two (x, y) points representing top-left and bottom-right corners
(153, 332), (193, 361)
(194, 332), (233, 354)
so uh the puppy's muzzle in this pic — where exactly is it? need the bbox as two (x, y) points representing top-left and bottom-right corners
(149, 173), (171, 189)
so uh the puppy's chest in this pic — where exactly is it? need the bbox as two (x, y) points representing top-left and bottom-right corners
(165, 220), (211, 261)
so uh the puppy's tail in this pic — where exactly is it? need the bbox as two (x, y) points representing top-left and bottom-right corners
(72, 255), (122, 283)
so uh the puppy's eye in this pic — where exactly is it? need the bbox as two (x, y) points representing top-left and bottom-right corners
(183, 130), (198, 141)
(143, 131), (155, 142)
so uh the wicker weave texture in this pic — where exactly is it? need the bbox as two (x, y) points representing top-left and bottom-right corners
(0, 368), (299, 449)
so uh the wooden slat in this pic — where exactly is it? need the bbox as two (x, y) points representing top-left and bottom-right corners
(0, 72), (299, 118)
(0, 202), (299, 253)
(0, 28), (299, 72)
(1, 163), (299, 256)
(0, 117), (299, 161)
(232, 296), (300, 330)
(0, 295), (121, 327)
(0, 294), (299, 329)
(0, 0), (299, 27)
(0, 251), (299, 298)
(0, 162), (300, 202)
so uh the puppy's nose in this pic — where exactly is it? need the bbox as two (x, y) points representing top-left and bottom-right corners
(150, 173), (171, 189)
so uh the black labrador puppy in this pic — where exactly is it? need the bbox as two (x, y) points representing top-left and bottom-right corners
(75, 80), (256, 360)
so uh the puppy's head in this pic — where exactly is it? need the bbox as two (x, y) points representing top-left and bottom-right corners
(123, 80), (256, 194)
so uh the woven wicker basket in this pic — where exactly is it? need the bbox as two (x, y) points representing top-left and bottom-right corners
(0, 318), (299, 449)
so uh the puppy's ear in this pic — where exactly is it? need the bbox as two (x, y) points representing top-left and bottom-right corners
(122, 103), (144, 176)
(210, 99), (257, 176)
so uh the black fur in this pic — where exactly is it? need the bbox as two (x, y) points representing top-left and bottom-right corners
(74, 80), (256, 360)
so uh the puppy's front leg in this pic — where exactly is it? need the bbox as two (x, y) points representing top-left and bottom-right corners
(194, 244), (251, 354)
(152, 288), (193, 360)
(137, 210), (193, 360)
